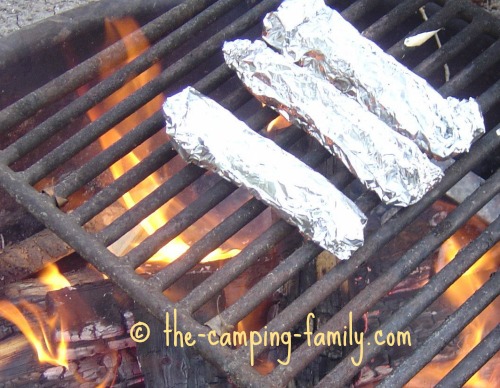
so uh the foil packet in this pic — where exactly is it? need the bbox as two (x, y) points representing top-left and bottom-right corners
(163, 87), (367, 260)
(262, 0), (485, 160)
(223, 39), (443, 207)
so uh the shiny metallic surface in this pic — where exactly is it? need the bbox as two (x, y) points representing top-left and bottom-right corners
(262, 0), (485, 160)
(162, 87), (366, 260)
(223, 39), (443, 207)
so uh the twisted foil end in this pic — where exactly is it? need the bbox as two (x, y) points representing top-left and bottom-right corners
(262, 0), (485, 160)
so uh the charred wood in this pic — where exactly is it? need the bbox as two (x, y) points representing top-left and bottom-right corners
(135, 271), (232, 387)
(0, 278), (141, 386)
(0, 267), (105, 338)
(0, 203), (124, 289)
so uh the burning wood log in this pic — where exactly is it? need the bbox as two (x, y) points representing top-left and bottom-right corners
(0, 334), (45, 385)
(2, 267), (104, 303)
(0, 203), (125, 288)
(2, 261), (267, 386)
(0, 266), (105, 340)
(0, 333), (142, 388)
(0, 277), (142, 386)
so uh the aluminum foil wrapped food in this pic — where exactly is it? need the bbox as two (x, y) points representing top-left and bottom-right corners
(262, 0), (485, 160)
(162, 87), (366, 260)
(223, 39), (443, 207)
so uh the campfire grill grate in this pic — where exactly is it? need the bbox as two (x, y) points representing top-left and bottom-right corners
(0, 0), (499, 386)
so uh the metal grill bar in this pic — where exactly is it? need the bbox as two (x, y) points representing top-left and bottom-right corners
(0, 163), (265, 386)
(124, 178), (238, 268)
(52, 64), (233, 200)
(124, 127), (305, 268)
(54, 111), (165, 199)
(179, 220), (295, 313)
(413, 21), (484, 77)
(318, 215), (500, 386)
(455, 0), (500, 36)
(379, 271), (500, 387)
(0, 0), (218, 136)
(353, 190), (380, 213)
(436, 325), (500, 387)
(341, 0), (380, 22)
(1, 2), (239, 168)
(69, 78), (263, 228)
(271, 170), (500, 384)
(99, 164), (205, 247)
(208, 182), (381, 331)
(0, 0), (498, 386)
(83, 81), (252, 246)
(373, 0), (500, 97)
(152, 140), (332, 291)
(440, 39), (500, 96)
(210, 242), (323, 328)
(71, 142), (176, 225)
(22, 0), (278, 224)
(235, 127), (500, 363)
(477, 78), (500, 112)
(152, 198), (268, 290)
(387, 1), (468, 57)
(107, 109), (281, 269)
(362, 0), (429, 40)
(17, 0), (280, 185)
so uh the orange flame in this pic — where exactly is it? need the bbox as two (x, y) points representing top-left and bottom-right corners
(0, 264), (70, 368)
(39, 263), (71, 291)
(266, 115), (291, 133)
(409, 218), (500, 386)
(84, 18), (240, 266)
(0, 263), (121, 385)
(0, 301), (68, 368)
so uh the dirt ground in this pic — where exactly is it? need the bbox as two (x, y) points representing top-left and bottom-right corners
(0, 0), (99, 37)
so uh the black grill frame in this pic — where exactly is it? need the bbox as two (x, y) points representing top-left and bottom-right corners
(0, 0), (499, 386)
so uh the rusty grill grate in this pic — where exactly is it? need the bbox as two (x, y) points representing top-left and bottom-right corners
(0, 0), (499, 386)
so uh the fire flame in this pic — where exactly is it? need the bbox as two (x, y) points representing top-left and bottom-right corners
(39, 263), (72, 291)
(85, 18), (240, 265)
(0, 263), (120, 385)
(0, 264), (69, 368)
(266, 115), (291, 133)
(409, 217), (500, 386)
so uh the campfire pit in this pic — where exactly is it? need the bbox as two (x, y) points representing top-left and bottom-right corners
(0, 0), (499, 386)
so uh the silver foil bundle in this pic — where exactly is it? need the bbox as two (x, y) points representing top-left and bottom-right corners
(223, 40), (443, 207)
(262, 0), (485, 160)
(162, 87), (366, 260)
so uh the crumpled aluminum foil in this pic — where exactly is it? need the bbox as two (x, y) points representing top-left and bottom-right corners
(163, 87), (367, 260)
(262, 0), (485, 160)
(223, 39), (444, 207)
